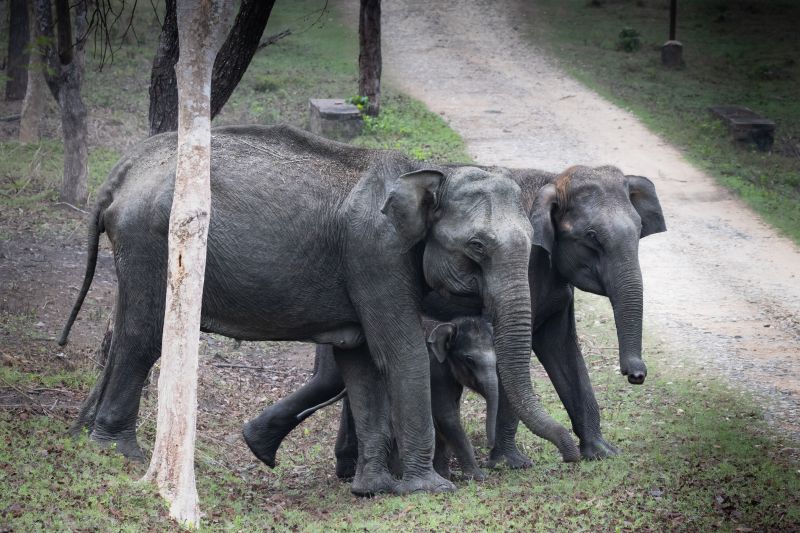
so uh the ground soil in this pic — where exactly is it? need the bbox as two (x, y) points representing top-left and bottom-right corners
(370, 0), (800, 439)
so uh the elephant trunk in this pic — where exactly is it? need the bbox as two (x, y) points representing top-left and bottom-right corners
(487, 273), (580, 462)
(479, 370), (499, 448)
(607, 259), (647, 384)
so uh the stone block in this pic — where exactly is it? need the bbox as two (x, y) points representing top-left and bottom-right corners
(661, 40), (684, 68)
(709, 105), (775, 152)
(308, 99), (363, 142)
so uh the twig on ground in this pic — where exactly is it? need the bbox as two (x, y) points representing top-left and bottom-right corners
(54, 202), (91, 215)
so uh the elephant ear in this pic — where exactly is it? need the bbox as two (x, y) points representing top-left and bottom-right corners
(626, 175), (667, 238)
(427, 322), (456, 363)
(530, 183), (558, 254)
(381, 169), (444, 247)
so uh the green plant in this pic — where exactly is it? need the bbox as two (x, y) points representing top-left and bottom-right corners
(348, 94), (369, 112)
(617, 27), (641, 52)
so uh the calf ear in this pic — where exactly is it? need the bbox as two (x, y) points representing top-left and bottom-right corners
(531, 183), (558, 254)
(381, 169), (444, 247)
(626, 175), (667, 238)
(427, 322), (456, 363)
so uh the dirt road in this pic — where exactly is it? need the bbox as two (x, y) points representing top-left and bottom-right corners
(371, 0), (800, 438)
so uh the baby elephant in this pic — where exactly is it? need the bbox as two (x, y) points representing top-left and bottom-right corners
(244, 316), (498, 481)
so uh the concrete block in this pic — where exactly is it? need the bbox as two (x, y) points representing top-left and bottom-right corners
(308, 99), (363, 142)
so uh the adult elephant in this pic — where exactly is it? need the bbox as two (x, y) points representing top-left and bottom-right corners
(243, 164), (666, 471)
(58, 125), (579, 496)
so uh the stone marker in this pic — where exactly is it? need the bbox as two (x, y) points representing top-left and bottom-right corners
(709, 105), (775, 152)
(309, 99), (363, 142)
(661, 40), (684, 68)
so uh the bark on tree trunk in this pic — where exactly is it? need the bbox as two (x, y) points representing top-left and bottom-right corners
(358, 0), (381, 116)
(19, 2), (46, 143)
(147, 0), (276, 136)
(141, 1), (231, 528)
(6, 0), (30, 101)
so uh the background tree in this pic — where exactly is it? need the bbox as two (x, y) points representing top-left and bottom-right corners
(5, 0), (30, 100)
(33, 0), (89, 206)
(148, 0), (277, 136)
(19, 1), (46, 143)
(358, 0), (381, 116)
(141, 0), (232, 527)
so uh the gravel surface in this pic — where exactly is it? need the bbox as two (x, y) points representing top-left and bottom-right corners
(358, 0), (800, 441)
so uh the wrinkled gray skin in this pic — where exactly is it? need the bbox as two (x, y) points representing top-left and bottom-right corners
(59, 125), (579, 496)
(243, 164), (666, 471)
(244, 317), (498, 481)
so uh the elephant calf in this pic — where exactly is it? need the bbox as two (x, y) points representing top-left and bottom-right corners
(244, 316), (499, 481)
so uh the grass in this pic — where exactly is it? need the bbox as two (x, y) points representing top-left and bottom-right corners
(2, 294), (799, 531)
(520, 0), (800, 243)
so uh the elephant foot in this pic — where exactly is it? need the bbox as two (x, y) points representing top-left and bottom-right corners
(350, 468), (397, 497)
(461, 467), (487, 482)
(335, 457), (357, 480)
(486, 445), (533, 469)
(396, 470), (456, 495)
(580, 436), (620, 460)
(89, 429), (144, 462)
(242, 421), (280, 468)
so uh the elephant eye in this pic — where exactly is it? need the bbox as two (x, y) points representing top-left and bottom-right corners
(467, 239), (486, 256)
(585, 230), (602, 250)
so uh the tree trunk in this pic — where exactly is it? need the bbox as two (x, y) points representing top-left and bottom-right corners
(141, 1), (231, 528)
(57, 0), (88, 206)
(147, 0), (276, 136)
(32, 0), (89, 205)
(19, 2), (46, 143)
(5, 0), (30, 100)
(358, 0), (381, 116)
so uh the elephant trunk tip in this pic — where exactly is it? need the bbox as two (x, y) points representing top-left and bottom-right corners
(620, 357), (647, 385)
(556, 428), (581, 463)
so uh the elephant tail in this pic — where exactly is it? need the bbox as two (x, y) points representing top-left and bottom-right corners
(58, 205), (104, 346)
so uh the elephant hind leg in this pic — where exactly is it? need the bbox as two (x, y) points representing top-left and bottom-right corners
(87, 249), (166, 460)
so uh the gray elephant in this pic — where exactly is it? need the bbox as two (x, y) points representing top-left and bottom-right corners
(245, 316), (498, 481)
(59, 124), (579, 496)
(241, 163), (666, 472)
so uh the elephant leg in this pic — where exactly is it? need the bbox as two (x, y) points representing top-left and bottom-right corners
(89, 256), (166, 461)
(334, 397), (359, 479)
(534, 302), (618, 460)
(433, 391), (486, 481)
(333, 345), (396, 496)
(243, 345), (345, 468)
(486, 380), (533, 469)
(433, 428), (451, 479)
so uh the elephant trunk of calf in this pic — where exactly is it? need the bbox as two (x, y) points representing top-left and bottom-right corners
(607, 260), (647, 384)
(481, 374), (499, 449)
(487, 273), (580, 462)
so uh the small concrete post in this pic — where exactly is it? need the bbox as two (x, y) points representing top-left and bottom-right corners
(309, 99), (363, 142)
(661, 40), (684, 68)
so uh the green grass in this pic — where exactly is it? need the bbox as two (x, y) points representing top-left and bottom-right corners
(522, 0), (800, 243)
(2, 294), (799, 531)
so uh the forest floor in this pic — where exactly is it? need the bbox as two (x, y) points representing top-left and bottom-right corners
(0, 0), (799, 531)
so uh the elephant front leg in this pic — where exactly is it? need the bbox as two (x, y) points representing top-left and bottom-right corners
(534, 303), (618, 460)
(243, 345), (345, 468)
(487, 381), (533, 469)
(334, 397), (359, 480)
(333, 345), (396, 496)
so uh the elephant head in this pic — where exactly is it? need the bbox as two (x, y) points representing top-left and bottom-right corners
(382, 166), (580, 461)
(427, 317), (499, 448)
(530, 165), (666, 384)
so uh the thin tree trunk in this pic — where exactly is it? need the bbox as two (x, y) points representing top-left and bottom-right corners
(147, 0), (276, 136)
(142, 1), (231, 527)
(19, 2), (46, 143)
(57, 0), (88, 206)
(6, 0), (29, 100)
(358, 0), (381, 116)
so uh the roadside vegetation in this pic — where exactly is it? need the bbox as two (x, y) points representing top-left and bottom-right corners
(1, 0), (799, 531)
(523, 0), (800, 243)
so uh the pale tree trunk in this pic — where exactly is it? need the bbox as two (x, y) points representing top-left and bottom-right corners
(141, 0), (232, 528)
(358, 0), (381, 116)
(19, 2), (46, 144)
(32, 0), (89, 206)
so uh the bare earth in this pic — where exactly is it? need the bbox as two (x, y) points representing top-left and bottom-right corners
(371, 0), (800, 439)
